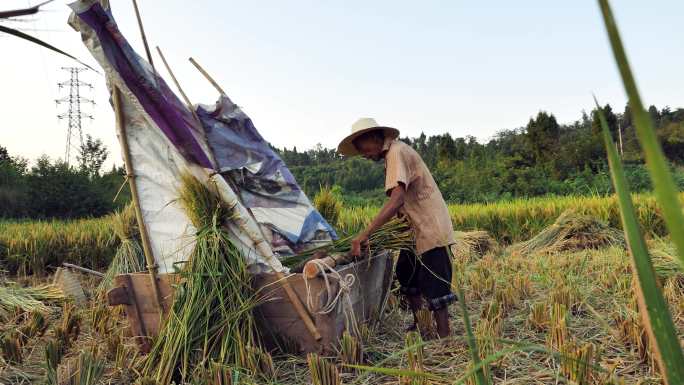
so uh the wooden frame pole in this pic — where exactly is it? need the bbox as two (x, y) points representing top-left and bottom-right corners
(188, 57), (227, 96)
(156, 46), (196, 116)
(188, 56), (321, 340)
(131, 0), (155, 73)
(112, 86), (165, 315)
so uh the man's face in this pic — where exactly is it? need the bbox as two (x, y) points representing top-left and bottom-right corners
(355, 136), (384, 162)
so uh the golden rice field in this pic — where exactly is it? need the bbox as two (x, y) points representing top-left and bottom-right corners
(0, 193), (676, 276)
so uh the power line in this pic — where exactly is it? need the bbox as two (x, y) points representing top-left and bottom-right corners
(55, 67), (94, 165)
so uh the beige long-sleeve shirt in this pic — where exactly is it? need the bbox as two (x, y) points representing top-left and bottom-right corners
(383, 139), (455, 255)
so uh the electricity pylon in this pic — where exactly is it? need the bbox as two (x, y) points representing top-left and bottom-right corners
(56, 67), (94, 165)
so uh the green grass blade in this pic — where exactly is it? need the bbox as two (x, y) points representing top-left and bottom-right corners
(595, 99), (684, 383)
(457, 286), (490, 385)
(343, 364), (441, 380)
(597, 0), (684, 269)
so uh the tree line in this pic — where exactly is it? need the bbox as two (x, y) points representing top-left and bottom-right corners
(0, 135), (129, 219)
(279, 103), (684, 205)
(2, 103), (683, 219)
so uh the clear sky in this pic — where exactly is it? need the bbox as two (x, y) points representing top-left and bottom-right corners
(1, 1), (683, 169)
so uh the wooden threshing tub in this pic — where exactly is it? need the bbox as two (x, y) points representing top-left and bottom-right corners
(109, 251), (394, 354)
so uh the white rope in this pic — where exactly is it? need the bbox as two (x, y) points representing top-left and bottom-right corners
(303, 258), (360, 338)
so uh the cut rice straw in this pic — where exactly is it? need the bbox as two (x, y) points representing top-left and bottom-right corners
(281, 217), (413, 268)
(142, 173), (261, 384)
(512, 209), (624, 256)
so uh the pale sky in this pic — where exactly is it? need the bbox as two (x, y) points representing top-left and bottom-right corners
(1, 1), (683, 169)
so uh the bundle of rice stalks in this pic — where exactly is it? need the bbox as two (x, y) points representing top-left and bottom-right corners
(142, 174), (260, 384)
(415, 309), (436, 340)
(62, 349), (106, 385)
(402, 331), (426, 385)
(339, 331), (363, 369)
(451, 230), (498, 262)
(53, 303), (81, 351)
(44, 339), (63, 385)
(547, 303), (569, 352)
(314, 185), (343, 228)
(97, 203), (145, 294)
(1, 330), (23, 364)
(307, 353), (341, 385)
(512, 210), (625, 255)
(528, 302), (549, 332)
(0, 283), (64, 320)
(559, 342), (599, 385)
(18, 310), (48, 342)
(282, 216), (414, 268)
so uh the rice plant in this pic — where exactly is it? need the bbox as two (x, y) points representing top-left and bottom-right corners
(1, 330), (23, 364)
(97, 203), (145, 294)
(44, 339), (63, 385)
(402, 331), (426, 385)
(339, 330), (363, 368)
(314, 185), (343, 228)
(307, 353), (341, 385)
(64, 349), (106, 385)
(559, 342), (598, 385)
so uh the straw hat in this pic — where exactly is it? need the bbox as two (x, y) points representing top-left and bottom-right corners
(337, 118), (400, 156)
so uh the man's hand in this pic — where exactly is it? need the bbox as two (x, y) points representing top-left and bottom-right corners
(351, 231), (369, 257)
(350, 185), (405, 258)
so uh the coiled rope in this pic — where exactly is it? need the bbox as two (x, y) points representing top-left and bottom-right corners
(303, 258), (360, 338)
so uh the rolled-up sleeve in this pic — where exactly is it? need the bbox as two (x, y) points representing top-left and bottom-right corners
(385, 146), (410, 195)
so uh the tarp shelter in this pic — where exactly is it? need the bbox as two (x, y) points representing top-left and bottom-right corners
(68, 0), (337, 274)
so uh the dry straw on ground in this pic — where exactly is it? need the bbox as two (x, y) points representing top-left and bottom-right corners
(511, 209), (625, 256)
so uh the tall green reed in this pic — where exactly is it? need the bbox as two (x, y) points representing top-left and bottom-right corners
(597, 0), (684, 268)
(595, 1), (684, 382)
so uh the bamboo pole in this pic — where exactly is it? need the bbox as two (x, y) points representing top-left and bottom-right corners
(126, 0), (166, 316)
(186, 57), (321, 340)
(131, 0), (155, 73)
(155, 46), (198, 121)
(188, 57), (226, 95)
(112, 86), (165, 315)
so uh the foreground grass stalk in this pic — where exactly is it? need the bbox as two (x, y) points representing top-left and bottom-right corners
(597, 0), (684, 268)
(457, 286), (490, 385)
(595, 102), (684, 383)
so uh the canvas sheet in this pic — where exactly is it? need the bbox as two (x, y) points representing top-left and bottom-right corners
(198, 97), (337, 255)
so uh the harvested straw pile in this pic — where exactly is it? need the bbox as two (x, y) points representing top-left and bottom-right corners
(451, 230), (498, 261)
(0, 283), (64, 321)
(97, 203), (145, 294)
(512, 210), (625, 255)
(142, 174), (262, 384)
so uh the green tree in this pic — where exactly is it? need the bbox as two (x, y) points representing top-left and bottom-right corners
(77, 134), (109, 178)
(525, 111), (560, 161)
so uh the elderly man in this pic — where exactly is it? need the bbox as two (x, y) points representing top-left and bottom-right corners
(337, 118), (456, 338)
